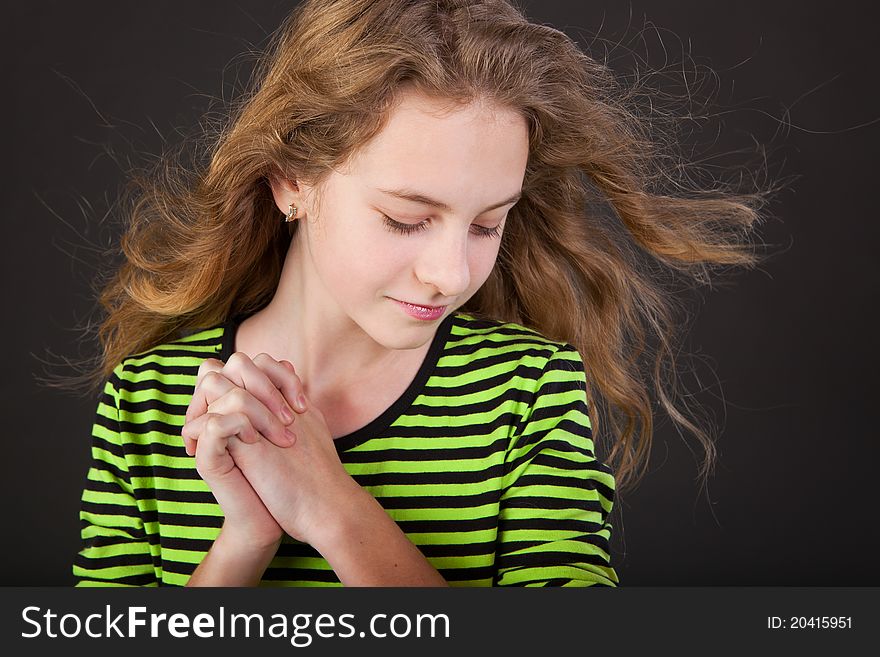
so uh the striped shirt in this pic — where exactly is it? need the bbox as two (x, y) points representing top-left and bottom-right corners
(74, 311), (618, 586)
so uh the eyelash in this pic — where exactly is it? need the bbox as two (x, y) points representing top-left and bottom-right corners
(381, 215), (503, 239)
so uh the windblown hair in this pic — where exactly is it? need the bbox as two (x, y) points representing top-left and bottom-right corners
(90, 0), (767, 492)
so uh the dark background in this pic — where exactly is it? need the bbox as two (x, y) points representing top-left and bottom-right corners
(4, 0), (878, 585)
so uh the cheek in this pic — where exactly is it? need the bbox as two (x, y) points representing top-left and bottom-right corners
(467, 241), (502, 289)
(314, 215), (408, 286)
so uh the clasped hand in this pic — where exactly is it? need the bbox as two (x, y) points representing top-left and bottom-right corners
(180, 352), (361, 550)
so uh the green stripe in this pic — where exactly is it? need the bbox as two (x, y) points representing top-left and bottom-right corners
(75, 313), (618, 587)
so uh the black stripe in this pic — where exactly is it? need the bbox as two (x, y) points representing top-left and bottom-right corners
(499, 533), (611, 556)
(434, 564), (496, 581)
(91, 431), (127, 459)
(376, 489), (500, 510)
(416, 541), (496, 558)
(127, 346), (221, 360)
(119, 397), (190, 416)
(151, 488), (216, 504)
(128, 465), (202, 480)
(396, 515), (499, 533)
(167, 335), (224, 348)
(81, 500), (146, 520)
(149, 512), (223, 529)
(159, 536), (217, 554)
(502, 496), (607, 513)
(124, 362), (202, 377)
(450, 316), (542, 338)
(74, 553), (155, 570)
(421, 363), (544, 398)
(496, 550), (611, 569)
(86, 459), (132, 488)
(502, 517), (606, 533)
(342, 411), (522, 440)
(444, 338), (556, 359)
(276, 541), (322, 558)
(123, 379), (197, 396)
(262, 567), (340, 583)
(353, 463), (506, 487)
(513, 472), (604, 491)
(343, 436), (509, 463)
(76, 522), (147, 540)
(75, 572), (159, 586)
(121, 440), (189, 458)
(528, 401), (591, 428)
(542, 578), (576, 587)
(503, 438), (585, 475)
(118, 418), (187, 437)
(434, 350), (551, 377)
(412, 379), (539, 412)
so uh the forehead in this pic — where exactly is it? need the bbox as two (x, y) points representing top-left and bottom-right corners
(346, 91), (529, 196)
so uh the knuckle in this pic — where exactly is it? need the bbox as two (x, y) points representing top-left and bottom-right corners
(204, 414), (223, 434)
(225, 351), (250, 368)
(198, 358), (222, 377)
(230, 411), (250, 429)
(194, 460), (214, 479)
(201, 370), (224, 389)
(228, 387), (250, 405)
(253, 352), (276, 366)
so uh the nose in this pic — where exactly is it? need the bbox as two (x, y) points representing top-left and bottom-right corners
(414, 227), (471, 299)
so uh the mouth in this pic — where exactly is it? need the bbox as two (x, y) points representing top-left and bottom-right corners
(395, 299), (446, 310)
(389, 297), (449, 320)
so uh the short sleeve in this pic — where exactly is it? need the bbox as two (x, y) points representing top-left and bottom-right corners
(494, 344), (618, 587)
(73, 365), (159, 586)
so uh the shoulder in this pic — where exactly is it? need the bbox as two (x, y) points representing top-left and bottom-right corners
(443, 312), (596, 449)
(439, 312), (586, 398)
(108, 321), (230, 396)
(447, 311), (582, 368)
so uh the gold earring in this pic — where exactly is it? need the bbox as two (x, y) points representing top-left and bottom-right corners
(285, 204), (298, 222)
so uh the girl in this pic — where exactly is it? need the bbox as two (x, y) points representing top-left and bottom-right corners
(74, 0), (764, 587)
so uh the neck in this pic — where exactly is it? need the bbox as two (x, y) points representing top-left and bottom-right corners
(233, 238), (427, 399)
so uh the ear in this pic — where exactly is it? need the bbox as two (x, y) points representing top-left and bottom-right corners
(268, 175), (303, 217)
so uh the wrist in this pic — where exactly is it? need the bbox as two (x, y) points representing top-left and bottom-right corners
(186, 530), (281, 587)
(306, 485), (448, 586)
(217, 523), (283, 556)
(308, 484), (377, 556)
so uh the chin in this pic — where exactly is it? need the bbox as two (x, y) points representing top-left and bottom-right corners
(366, 315), (439, 351)
(380, 326), (436, 351)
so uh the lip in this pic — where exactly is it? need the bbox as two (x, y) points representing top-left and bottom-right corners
(390, 298), (448, 321)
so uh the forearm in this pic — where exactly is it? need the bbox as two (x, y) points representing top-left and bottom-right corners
(312, 487), (448, 587)
(186, 528), (280, 587)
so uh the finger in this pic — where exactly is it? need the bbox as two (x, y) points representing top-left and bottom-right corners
(279, 359), (308, 413)
(183, 370), (239, 452)
(183, 430), (197, 458)
(207, 386), (297, 448)
(182, 412), (223, 457)
(252, 354), (308, 414)
(224, 351), (304, 422)
(183, 410), (272, 447)
(194, 413), (261, 478)
(186, 359), (228, 424)
(181, 413), (241, 457)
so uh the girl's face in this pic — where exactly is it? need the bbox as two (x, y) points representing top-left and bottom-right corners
(287, 91), (530, 351)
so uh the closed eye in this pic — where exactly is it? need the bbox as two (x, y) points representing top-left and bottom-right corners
(381, 214), (503, 239)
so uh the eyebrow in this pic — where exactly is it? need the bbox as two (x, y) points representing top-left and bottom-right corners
(377, 187), (522, 214)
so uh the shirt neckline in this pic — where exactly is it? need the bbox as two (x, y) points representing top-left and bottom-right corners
(218, 311), (457, 452)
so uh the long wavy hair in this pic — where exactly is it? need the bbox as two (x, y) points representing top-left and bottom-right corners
(83, 0), (768, 493)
